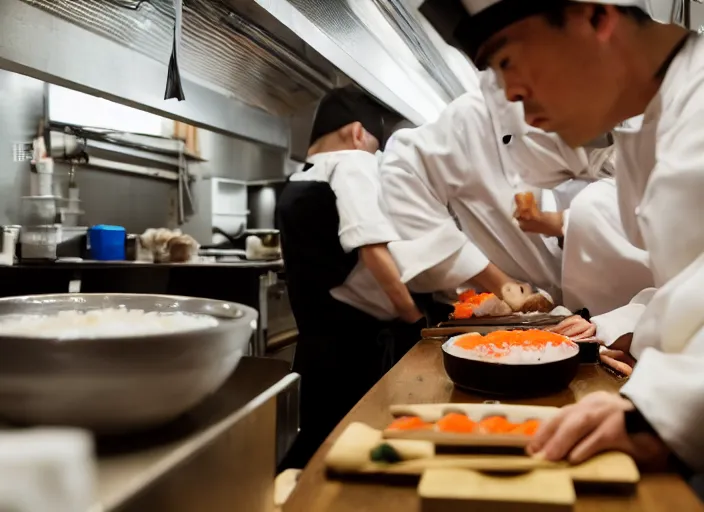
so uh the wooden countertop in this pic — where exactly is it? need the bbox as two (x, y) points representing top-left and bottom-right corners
(284, 339), (704, 512)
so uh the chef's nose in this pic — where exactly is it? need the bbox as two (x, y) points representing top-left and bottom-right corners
(505, 83), (529, 104)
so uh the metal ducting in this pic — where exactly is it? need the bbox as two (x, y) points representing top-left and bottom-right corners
(20, 0), (337, 116)
(6, 0), (467, 147)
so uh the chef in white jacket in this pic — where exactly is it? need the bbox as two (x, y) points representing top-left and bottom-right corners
(509, 121), (654, 317)
(381, 69), (593, 305)
(420, 0), (703, 474)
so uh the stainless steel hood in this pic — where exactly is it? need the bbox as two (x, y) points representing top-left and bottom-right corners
(1, 0), (467, 148)
(248, 0), (459, 125)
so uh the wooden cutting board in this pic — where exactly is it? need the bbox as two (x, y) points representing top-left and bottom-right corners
(325, 423), (640, 489)
(419, 468), (576, 512)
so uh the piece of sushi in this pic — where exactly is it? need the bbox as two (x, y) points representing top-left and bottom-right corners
(452, 291), (512, 319)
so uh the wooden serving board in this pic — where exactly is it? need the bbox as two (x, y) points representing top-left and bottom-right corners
(326, 423), (640, 489)
(384, 404), (560, 448)
(419, 468), (576, 512)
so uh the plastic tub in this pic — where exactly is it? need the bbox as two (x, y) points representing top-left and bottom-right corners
(88, 225), (126, 261)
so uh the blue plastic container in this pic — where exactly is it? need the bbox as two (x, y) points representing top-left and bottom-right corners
(88, 225), (126, 261)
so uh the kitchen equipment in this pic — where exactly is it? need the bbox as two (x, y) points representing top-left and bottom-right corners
(325, 422), (639, 488)
(0, 293), (257, 434)
(383, 403), (560, 448)
(422, 313), (570, 339)
(0, 226), (20, 266)
(245, 229), (281, 261)
(419, 468), (575, 512)
(20, 225), (60, 261)
(441, 334), (581, 397)
(88, 225), (126, 261)
(21, 196), (59, 225)
(90, 357), (298, 512)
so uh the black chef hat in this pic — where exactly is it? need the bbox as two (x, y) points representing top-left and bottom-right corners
(420, 0), (566, 65)
(309, 88), (385, 149)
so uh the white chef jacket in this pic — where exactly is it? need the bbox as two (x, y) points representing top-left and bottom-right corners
(487, 75), (656, 326)
(381, 72), (568, 301)
(290, 150), (400, 320)
(561, 179), (654, 316)
(610, 33), (704, 471)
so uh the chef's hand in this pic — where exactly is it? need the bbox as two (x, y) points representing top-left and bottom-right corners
(527, 392), (671, 469)
(549, 315), (596, 340)
(514, 210), (564, 238)
(599, 333), (636, 375)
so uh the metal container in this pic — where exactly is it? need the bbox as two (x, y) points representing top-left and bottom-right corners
(19, 225), (60, 260)
(0, 294), (258, 434)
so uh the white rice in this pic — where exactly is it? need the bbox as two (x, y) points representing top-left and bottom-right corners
(0, 308), (219, 340)
(443, 338), (578, 365)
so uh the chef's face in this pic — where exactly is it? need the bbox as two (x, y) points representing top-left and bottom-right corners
(476, 5), (625, 146)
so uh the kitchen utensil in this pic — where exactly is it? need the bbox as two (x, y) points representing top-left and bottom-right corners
(325, 422), (640, 488)
(0, 293), (257, 434)
(384, 403), (559, 448)
(21, 196), (59, 225)
(245, 229), (281, 260)
(419, 468), (575, 512)
(88, 225), (126, 261)
(20, 225), (60, 261)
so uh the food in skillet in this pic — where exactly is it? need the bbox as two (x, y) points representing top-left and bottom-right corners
(443, 330), (578, 365)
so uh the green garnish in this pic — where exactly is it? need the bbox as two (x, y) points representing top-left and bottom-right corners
(370, 443), (402, 464)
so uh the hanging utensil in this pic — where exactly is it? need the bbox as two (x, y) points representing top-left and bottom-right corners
(164, 0), (185, 101)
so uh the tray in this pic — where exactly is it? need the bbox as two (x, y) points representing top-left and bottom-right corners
(326, 422), (640, 489)
(384, 404), (559, 448)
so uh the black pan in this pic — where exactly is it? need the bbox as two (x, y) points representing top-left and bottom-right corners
(442, 340), (580, 398)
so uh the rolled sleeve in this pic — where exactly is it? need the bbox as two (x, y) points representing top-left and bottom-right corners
(330, 153), (399, 252)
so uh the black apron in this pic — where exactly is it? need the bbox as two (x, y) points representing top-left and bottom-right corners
(277, 173), (396, 468)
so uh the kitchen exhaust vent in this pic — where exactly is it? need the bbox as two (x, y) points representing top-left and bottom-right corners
(21, 0), (335, 116)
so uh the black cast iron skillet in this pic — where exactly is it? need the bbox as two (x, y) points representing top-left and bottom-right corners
(442, 337), (581, 398)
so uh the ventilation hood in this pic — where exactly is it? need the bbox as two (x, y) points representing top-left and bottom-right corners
(1, 0), (470, 147)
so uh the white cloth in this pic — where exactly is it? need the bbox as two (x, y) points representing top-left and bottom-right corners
(621, 253), (704, 472)
(381, 84), (564, 300)
(562, 179), (654, 317)
(612, 33), (704, 471)
(291, 150), (400, 320)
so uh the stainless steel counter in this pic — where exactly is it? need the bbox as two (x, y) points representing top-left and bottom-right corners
(90, 357), (299, 512)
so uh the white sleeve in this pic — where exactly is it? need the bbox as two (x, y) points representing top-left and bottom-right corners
(621, 254), (704, 472)
(590, 288), (656, 346)
(381, 94), (491, 292)
(637, 82), (704, 288)
(330, 154), (399, 253)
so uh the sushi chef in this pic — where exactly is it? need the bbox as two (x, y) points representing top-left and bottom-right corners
(380, 68), (594, 309)
(277, 88), (423, 468)
(513, 143), (654, 317)
(420, 0), (704, 475)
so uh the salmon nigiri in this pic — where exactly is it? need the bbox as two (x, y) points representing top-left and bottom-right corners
(452, 292), (512, 319)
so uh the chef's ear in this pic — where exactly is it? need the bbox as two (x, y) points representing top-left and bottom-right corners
(349, 122), (366, 150)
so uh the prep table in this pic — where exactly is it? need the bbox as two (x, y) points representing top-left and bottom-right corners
(284, 339), (704, 512)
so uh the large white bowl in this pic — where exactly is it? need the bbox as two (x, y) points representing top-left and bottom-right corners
(0, 294), (257, 434)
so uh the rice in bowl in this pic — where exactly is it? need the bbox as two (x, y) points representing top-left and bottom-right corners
(443, 330), (578, 365)
(0, 308), (219, 340)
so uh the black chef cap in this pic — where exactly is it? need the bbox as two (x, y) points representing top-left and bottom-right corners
(420, 0), (566, 65)
(309, 88), (385, 149)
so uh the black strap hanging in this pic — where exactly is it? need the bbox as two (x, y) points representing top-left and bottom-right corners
(164, 0), (186, 101)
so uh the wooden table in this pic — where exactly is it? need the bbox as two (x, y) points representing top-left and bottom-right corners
(285, 340), (704, 512)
